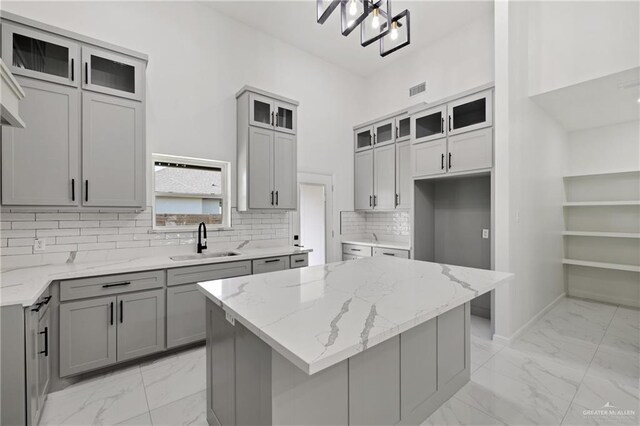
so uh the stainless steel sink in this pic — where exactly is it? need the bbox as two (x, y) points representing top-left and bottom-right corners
(170, 251), (241, 261)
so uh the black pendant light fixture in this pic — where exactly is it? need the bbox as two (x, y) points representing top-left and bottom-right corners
(316, 0), (411, 57)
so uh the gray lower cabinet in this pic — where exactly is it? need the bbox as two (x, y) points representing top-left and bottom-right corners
(167, 284), (206, 349)
(25, 303), (51, 426)
(252, 256), (290, 274)
(1, 77), (80, 206)
(82, 91), (145, 207)
(372, 247), (410, 258)
(117, 289), (165, 362)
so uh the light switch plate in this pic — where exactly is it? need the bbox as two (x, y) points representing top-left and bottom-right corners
(482, 229), (489, 239)
(34, 239), (46, 252)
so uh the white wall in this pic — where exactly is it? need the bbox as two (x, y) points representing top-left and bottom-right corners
(3, 1), (368, 262)
(528, 0), (640, 95)
(364, 11), (495, 118)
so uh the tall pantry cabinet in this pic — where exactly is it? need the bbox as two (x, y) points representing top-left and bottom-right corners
(0, 14), (147, 208)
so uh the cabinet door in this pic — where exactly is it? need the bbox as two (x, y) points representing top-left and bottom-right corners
(248, 127), (275, 209)
(354, 126), (373, 152)
(273, 133), (297, 209)
(448, 90), (493, 136)
(374, 144), (395, 210)
(24, 309), (39, 425)
(413, 105), (446, 144)
(2, 78), (80, 206)
(167, 284), (206, 348)
(411, 139), (447, 178)
(37, 307), (51, 414)
(354, 150), (374, 210)
(116, 289), (165, 362)
(82, 91), (145, 207)
(1, 23), (79, 87)
(448, 128), (493, 173)
(59, 296), (117, 377)
(395, 141), (411, 209)
(275, 101), (296, 134)
(82, 46), (145, 101)
(395, 114), (411, 143)
(249, 93), (275, 131)
(373, 119), (395, 147)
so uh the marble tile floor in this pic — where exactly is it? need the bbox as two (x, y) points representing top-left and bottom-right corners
(39, 297), (638, 425)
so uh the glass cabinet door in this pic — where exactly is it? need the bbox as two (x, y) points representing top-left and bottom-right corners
(374, 119), (395, 147)
(275, 101), (296, 134)
(249, 93), (275, 130)
(82, 46), (144, 101)
(448, 90), (493, 135)
(2, 23), (79, 86)
(395, 115), (411, 142)
(413, 105), (446, 144)
(355, 126), (373, 151)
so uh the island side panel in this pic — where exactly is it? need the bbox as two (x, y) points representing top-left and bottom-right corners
(206, 299), (235, 426)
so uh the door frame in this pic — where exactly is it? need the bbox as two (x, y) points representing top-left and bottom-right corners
(290, 172), (334, 264)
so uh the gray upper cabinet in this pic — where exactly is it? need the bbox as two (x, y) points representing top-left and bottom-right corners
(448, 128), (493, 173)
(374, 144), (395, 210)
(116, 289), (165, 362)
(1, 22), (79, 87)
(448, 90), (493, 136)
(2, 77), (80, 206)
(355, 126), (373, 152)
(82, 46), (145, 101)
(355, 150), (374, 210)
(396, 141), (411, 209)
(373, 118), (395, 147)
(412, 138), (447, 178)
(413, 105), (447, 144)
(395, 114), (411, 143)
(237, 86), (298, 211)
(82, 91), (145, 207)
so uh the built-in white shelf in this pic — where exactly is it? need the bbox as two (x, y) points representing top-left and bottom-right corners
(563, 201), (640, 207)
(563, 259), (640, 273)
(563, 169), (640, 179)
(562, 231), (640, 239)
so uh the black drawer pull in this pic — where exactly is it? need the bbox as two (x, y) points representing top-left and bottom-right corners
(264, 259), (281, 264)
(102, 281), (131, 288)
(350, 248), (362, 252)
(31, 302), (44, 312)
(120, 300), (124, 323)
(295, 259), (305, 263)
(110, 302), (114, 325)
(42, 296), (52, 305)
(39, 327), (48, 357)
(71, 58), (74, 81)
(382, 253), (395, 256)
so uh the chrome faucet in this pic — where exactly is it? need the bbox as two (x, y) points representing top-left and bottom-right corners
(197, 222), (208, 253)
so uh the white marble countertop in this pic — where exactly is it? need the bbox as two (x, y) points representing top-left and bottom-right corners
(0, 246), (311, 307)
(198, 256), (513, 375)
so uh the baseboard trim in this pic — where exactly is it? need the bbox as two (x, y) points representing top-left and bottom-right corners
(492, 292), (566, 344)
(569, 289), (639, 309)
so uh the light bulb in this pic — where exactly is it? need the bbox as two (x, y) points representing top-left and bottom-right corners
(371, 8), (380, 29)
(349, 0), (358, 16)
(390, 21), (399, 40)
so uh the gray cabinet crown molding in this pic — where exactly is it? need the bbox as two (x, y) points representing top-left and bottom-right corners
(235, 85), (299, 106)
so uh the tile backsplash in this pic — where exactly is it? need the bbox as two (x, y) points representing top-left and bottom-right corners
(1, 207), (289, 267)
(341, 210), (410, 237)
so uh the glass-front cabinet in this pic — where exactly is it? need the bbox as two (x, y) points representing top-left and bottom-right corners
(1, 23), (79, 86)
(374, 119), (395, 147)
(354, 126), (373, 152)
(82, 46), (144, 100)
(275, 101), (296, 134)
(448, 90), (493, 135)
(248, 93), (296, 134)
(395, 114), (411, 142)
(412, 105), (447, 144)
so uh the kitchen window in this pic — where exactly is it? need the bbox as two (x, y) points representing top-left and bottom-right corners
(152, 154), (231, 230)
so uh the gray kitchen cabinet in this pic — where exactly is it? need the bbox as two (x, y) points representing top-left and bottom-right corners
(290, 253), (309, 268)
(342, 253), (361, 261)
(373, 247), (410, 258)
(252, 256), (290, 274)
(412, 138), (447, 178)
(1, 22), (80, 87)
(116, 289), (165, 362)
(342, 243), (372, 257)
(36, 306), (51, 420)
(395, 114), (411, 143)
(447, 128), (493, 173)
(237, 86), (299, 211)
(2, 77), (80, 206)
(273, 132), (297, 209)
(374, 143), (396, 210)
(25, 302), (50, 426)
(413, 105), (447, 144)
(354, 126), (373, 152)
(82, 46), (145, 101)
(82, 91), (145, 207)
(167, 284), (205, 349)
(59, 296), (117, 377)
(373, 118), (395, 147)
(396, 141), (411, 209)
(448, 90), (492, 136)
(355, 150), (374, 210)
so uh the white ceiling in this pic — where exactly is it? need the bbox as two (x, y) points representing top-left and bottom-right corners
(208, 0), (494, 77)
(531, 67), (640, 132)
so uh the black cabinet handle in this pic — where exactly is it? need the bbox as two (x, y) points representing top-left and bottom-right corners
(85, 180), (89, 202)
(120, 300), (123, 323)
(271, 111), (274, 126)
(448, 115), (452, 132)
(373, 195), (377, 207)
(71, 179), (75, 201)
(441, 117), (444, 134)
(110, 302), (114, 325)
(39, 327), (48, 357)
(42, 296), (52, 306)
(275, 191), (279, 206)
(264, 258), (281, 263)
(295, 259), (305, 263)
(350, 248), (362, 252)
(396, 127), (399, 139)
(102, 281), (131, 288)
(31, 302), (44, 312)
(382, 253), (395, 256)
(85, 62), (88, 84)
(395, 193), (399, 206)
(71, 58), (74, 81)
(373, 134), (376, 145)
(449, 152), (452, 169)
(275, 112), (279, 127)
(271, 190), (274, 206)
(441, 153), (445, 170)
(369, 195), (372, 207)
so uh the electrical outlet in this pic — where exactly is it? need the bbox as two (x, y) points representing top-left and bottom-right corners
(482, 229), (489, 239)
(34, 239), (46, 252)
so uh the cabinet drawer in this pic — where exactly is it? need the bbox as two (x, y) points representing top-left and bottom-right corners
(252, 256), (290, 274)
(60, 270), (165, 301)
(290, 253), (309, 268)
(343, 253), (364, 261)
(373, 247), (410, 259)
(167, 261), (251, 286)
(342, 244), (372, 257)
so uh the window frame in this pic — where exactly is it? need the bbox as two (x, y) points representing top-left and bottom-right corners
(151, 153), (232, 231)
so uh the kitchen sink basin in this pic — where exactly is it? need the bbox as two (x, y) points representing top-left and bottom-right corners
(170, 251), (241, 261)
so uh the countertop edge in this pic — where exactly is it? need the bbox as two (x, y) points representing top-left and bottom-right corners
(341, 239), (412, 250)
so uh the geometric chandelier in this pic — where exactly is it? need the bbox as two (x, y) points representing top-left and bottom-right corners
(316, 0), (411, 57)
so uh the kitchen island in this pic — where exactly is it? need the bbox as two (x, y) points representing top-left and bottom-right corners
(198, 256), (513, 425)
